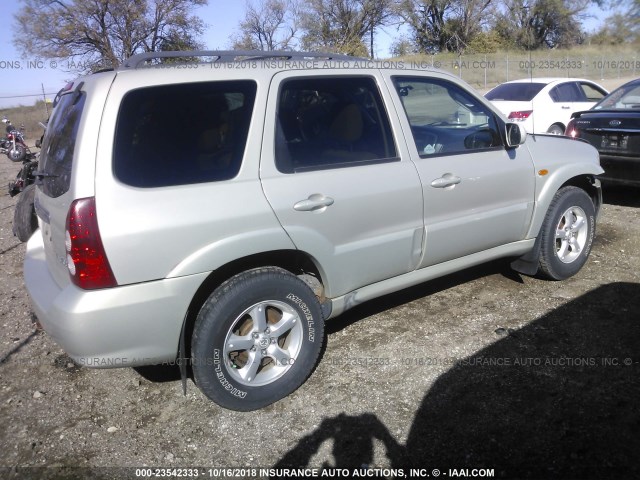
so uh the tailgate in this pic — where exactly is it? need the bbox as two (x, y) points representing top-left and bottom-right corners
(35, 74), (114, 288)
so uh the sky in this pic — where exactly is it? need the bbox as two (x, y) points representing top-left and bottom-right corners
(0, 0), (613, 109)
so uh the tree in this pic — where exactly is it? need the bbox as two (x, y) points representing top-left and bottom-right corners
(591, 0), (640, 44)
(13, 0), (207, 73)
(300, 0), (396, 57)
(493, 0), (590, 50)
(232, 0), (300, 51)
(396, 0), (493, 54)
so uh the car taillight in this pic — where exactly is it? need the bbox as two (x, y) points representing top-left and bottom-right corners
(508, 110), (533, 121)
(66, 197), (117, 290)
(566, 119), (578, 138)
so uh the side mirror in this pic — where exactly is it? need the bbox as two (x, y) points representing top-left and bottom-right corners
(505, 123), (527, 148)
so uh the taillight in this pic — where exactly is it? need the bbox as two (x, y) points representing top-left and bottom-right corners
(566, 119), (578, 138)
(508, 110), (533, 121)
(66, 197), (117, 290)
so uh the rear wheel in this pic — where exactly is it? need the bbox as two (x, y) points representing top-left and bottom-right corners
(538, 187), (595, 280)
(13, 184), (38, 242)
(192, 267), (325, 411)
(547, 124), (564, 135)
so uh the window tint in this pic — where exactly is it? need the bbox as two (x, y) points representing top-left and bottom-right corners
(275, 77), (397, 173)
(114, 81), (256, 187)
(485, 83), (545, 101)
(38, 90), (86, 198)
(395, 77), (502, 157)
(580, 83), (606, 102)
(549, 83), (582, 102)
(595, 81), (640, 110)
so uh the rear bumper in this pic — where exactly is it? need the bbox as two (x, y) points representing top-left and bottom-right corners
(24, 233), (208, 368)
(599, 155), (640, 186)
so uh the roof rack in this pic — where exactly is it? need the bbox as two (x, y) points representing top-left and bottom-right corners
(122, 50), (364, 69)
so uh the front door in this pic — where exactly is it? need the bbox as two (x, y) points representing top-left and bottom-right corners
(260, 72), (425, 298)
(385, 74), (536, 268)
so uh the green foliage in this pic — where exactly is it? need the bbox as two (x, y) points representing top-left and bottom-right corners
(13, 0), (208, 73)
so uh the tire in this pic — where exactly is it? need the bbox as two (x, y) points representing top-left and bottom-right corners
(538, 186), (595, 280)
(7, 144), (27, 162)
(13, 184), (38, 242)
(547, 124), (564, 135)
(192, 267), (325, 411)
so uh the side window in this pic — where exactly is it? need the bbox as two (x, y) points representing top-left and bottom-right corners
(393, 77), (502, 157)
(549, 83), (581, 102)
(39, 91), (86, 198)
(580, 83), (606, 102)
(275, 76), (397, 173)
(114, 81), (256, 188)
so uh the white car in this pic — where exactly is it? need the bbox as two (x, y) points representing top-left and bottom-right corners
(485, 78), (608, 135)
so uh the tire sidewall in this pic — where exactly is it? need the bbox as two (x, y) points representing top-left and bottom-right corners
(192, 268), (324, 411)
(8, 144), (27, 162)
(540, 188), (595, 280)
(13, 184), (38, 242)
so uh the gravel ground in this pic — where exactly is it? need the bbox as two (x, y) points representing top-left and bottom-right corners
(0, 155), (639, 480)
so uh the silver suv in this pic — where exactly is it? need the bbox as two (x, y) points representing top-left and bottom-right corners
(24, 51), (603, 411)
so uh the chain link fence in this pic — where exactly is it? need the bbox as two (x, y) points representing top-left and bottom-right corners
(401, 47), (640, 90)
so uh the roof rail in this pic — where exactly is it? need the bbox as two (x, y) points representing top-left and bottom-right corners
(122, 50), (364, 69)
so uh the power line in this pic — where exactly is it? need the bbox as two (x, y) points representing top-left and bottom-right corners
(0, 93), (58, 99)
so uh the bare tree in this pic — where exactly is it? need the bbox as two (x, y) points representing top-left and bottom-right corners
(493, 0), (591, 49)
(13, 0), (207, 73)
(301, 0), (396, 57)
(233, 0), (300, 51)
(397, 0), (493, 54)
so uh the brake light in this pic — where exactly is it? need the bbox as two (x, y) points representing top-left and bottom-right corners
(508, 110), (533, 121)
(65, 197), (117, 289)
(566, 119), (578, 138)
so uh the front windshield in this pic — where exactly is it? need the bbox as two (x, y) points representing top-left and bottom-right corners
(594, 81), (640, 110)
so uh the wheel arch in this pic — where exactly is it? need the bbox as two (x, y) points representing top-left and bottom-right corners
(178, 249), (328, 367)
(527, 168), (602, 239)
(512, 173), (601, 276)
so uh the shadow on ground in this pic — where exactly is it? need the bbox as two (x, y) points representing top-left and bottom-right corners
(602, 185), (640, 208)
(274, 282), (640, 479)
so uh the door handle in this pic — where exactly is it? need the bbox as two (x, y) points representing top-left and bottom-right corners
(430, 173), (461, 189)
(561, 106), (571, 109)
(293, 194), (335, 211)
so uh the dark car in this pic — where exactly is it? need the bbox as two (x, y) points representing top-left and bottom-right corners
(566, 78), (640, 186)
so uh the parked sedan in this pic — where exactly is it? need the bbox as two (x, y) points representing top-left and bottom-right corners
(486, 78), (608, 135)
(566, 78), (640, 186)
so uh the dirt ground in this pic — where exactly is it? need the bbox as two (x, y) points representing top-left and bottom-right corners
(0, 153), (639, 480)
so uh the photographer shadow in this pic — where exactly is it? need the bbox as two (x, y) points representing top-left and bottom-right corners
(274, 282), (640, 479)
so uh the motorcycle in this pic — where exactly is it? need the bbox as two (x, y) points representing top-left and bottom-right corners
(1, 118), (31, 162)
(6, 120), (46, 242)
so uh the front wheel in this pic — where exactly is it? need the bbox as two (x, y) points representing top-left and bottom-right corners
(538, 186), (595, 280)
(192, 267), (325, 411)
(7, 144), (27, 162)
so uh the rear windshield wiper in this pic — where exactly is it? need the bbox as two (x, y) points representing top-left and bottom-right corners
(33, 171), (59, 178)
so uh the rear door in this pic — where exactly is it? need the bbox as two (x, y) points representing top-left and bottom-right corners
(385, 73), (535, 268)
(260, 72), (424, 298)
(545, 82), (583, 132)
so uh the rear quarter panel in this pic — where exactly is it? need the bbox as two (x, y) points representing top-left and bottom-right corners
(94, 68), (294, 285)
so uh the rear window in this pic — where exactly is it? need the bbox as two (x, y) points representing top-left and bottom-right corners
(114, 81), (256, 188)
(485, 83), (545, 101)
(38, 90), (86, 198)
